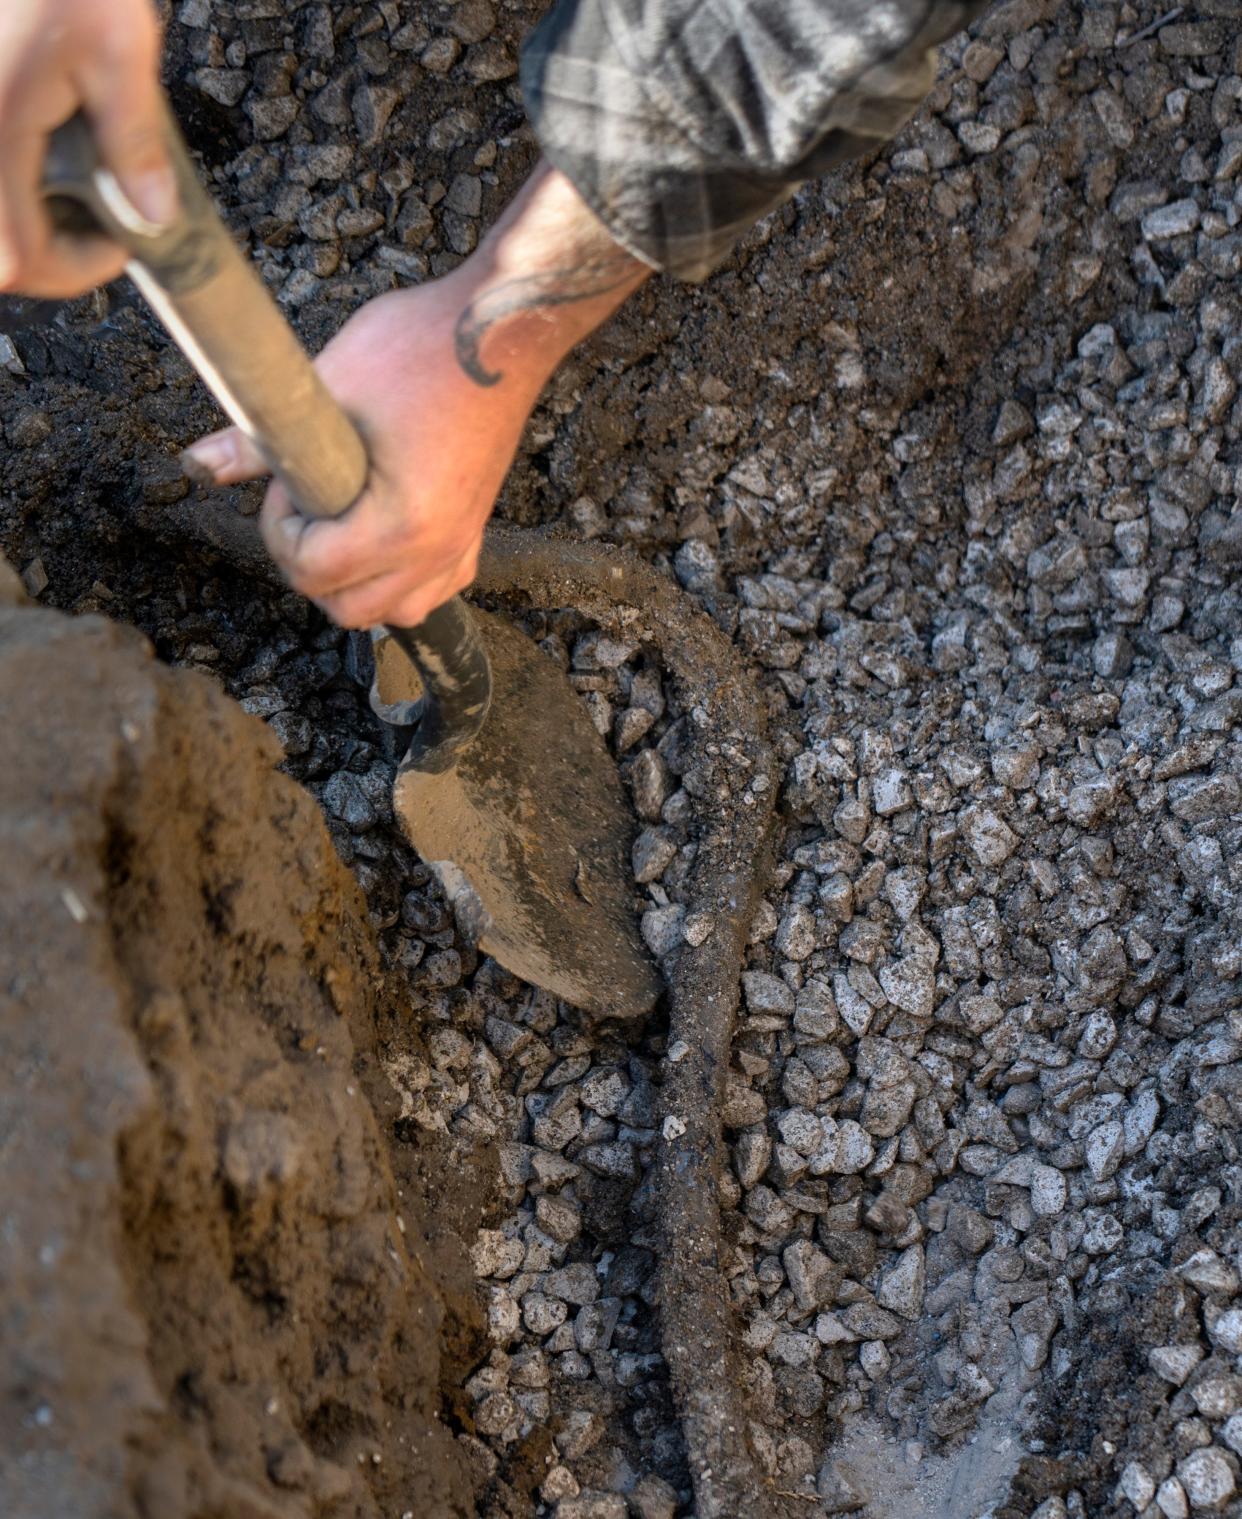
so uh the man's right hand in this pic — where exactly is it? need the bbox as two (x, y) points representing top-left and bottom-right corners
(0, 0), (175, 298)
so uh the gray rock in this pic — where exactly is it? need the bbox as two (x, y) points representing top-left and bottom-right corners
(556, 1494), (627, 1519)
(1029, 1164), (1067, 1218)
(879, 955), (935, 1020)
(1157, 1476), (1190, 1519)
(1149, 1344), (1205, 1385)
(1120, 1463), (1156, 1510)
(961, 807), (1019, 867)
(194, 67), (249, 106)
(1142, 198), (1201, 239)
(245, 95), (299, 140)
(629, 749), (672, 821)
(1085, 1120), (1124, 1181)
(352, 82), (403, 146)
(536, 1195), (581, 1245)
(545, 1263), (599, 1307)
(1210, 1311), (1242, 1354)
(775, 903), (817, 961)
(816, 1119), (874, 1176)
(447, 173), (483, 217)
(578, 1143), (638, 1180)
(840, 1300), (903, 1340)
(992, 743), (1040, 790)
(776, 1107), (823, 1155)
(472, 1229), (525, 1278)
(475, 1390), (520, 1439)
(769, 1330), (820, 1367)
(323, 771), (377, 832)
(860, 1079), (916, 1138)
(783, 1240), (838, 1310)
(817, 1459), (867, 1514)
(574, 1298), (621, 1353)
(1168, 773), (1240, 823)
(521, 1293), (568, 1336)
(875, 1245), (925, 1319)
(533, 1103), (582, 1152)
(872, 766), (912, 816)
(1178, 1249), (1239, 1295)
(629, 1473), (678, 1519)
(641, 903), (685, 957)
(631, 826), (677, 884)
(1176, 1448), (1235, 1510)
(742, 970), (795, 1017)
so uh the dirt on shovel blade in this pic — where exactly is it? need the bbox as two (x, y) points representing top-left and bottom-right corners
(376, 608), (663, 1023)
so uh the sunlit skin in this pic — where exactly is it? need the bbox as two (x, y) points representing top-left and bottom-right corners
(0, 0), (650, 631)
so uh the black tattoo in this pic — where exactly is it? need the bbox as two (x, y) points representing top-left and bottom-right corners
(454, 252), (639, 387)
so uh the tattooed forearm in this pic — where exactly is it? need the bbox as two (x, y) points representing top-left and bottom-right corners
(454, 251), (642, 387)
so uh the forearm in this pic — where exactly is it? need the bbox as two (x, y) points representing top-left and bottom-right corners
(441, 160), (651, 395)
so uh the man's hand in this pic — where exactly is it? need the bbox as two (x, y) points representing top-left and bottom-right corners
(0, 0), (175, 298)
(185, 278), (546, 631)
(184, 164), (650, 630)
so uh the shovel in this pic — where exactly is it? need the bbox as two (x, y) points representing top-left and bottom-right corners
(42, 107), (661, 1022)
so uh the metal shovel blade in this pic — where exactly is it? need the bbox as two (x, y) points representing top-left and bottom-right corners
(374, 609), (662, 1021)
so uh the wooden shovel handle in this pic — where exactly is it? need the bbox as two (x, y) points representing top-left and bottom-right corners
(44, 109), (367, 517)
(43, 104), (492, 764)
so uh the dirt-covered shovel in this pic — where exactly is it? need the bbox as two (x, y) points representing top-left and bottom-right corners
(42, 108), (661, 1022)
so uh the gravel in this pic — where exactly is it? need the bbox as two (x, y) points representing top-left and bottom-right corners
(3, 0), (1242, 1513)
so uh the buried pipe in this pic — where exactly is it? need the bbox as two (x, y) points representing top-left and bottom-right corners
(477, 526), (795, 1519)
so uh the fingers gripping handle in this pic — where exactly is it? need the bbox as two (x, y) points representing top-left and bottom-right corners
(44, 105), (491, 766)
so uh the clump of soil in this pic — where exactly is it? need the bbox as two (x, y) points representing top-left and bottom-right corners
(0, 570), (481, 1519)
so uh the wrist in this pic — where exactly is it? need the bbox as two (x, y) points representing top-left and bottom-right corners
(443, 161), (649, 393)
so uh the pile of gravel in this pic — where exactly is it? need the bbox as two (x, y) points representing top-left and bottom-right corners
(2, 0), (1241, 1515)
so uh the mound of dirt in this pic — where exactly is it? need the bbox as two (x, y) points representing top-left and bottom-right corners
(0, 566), (479, 1519)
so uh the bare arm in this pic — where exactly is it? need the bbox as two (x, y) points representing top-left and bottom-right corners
(448, 159), (651, 391)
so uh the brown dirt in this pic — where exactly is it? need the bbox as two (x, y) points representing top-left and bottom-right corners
(0, 570), (483, 1519)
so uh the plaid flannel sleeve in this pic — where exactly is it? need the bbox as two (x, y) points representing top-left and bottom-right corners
(521, 0), (989, 281)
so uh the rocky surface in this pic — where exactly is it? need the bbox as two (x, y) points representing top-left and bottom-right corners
(2, 0), (1242, 1516)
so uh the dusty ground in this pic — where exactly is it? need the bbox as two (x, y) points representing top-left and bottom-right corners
(2, 0), (1242, 1516)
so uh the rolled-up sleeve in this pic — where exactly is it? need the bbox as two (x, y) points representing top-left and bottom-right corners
(521, 0), (989, 280)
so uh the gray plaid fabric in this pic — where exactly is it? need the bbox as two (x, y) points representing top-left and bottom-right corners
(521, 0), (988, 280)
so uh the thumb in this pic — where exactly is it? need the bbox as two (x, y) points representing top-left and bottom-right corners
(181, 427), (269, 486)
(78, 28), (178, 229)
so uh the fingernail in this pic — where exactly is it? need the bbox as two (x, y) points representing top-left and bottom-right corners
(181, 436), (232, 483)
(128, 166), (180, 230)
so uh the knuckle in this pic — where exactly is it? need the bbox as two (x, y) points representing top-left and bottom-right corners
(289, 551), (336, 597)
